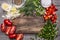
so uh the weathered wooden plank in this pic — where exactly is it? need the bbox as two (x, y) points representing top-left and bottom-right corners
(53, 0), (60, 5)
(12, 16), (44, 33)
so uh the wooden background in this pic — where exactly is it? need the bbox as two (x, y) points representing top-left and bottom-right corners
(0, 0), (60, 40)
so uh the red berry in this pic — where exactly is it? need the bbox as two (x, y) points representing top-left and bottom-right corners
(50, 4), (58, 11)
(51, 17), (55, 21)
(16, 34), (24, 40)
(52, 20), (56, 24)
(54, 15), (57, 19)
(0, 23), (6, 32)
(48, 15), (52, 19)
(45, 16), (49, 20)
(4, 19), (12, 26)
(9, 34), (16, 39)
(5, 26), (11, 35)
(46, 8), (49, 11)
(9, 26), (16, 35)
(49, 8), (54, 14)
(51, 4), (55, 8)
(54, 8), (58, 11)
(52, 12), (56, 15)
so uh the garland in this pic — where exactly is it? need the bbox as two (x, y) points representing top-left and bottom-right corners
(0, 0), (58, 40)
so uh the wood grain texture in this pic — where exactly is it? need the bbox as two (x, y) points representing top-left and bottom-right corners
(53, 0), (60, 5)
(12, 16), (44, 33)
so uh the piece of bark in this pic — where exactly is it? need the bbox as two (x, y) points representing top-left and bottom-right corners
(12, 16), (44, 33)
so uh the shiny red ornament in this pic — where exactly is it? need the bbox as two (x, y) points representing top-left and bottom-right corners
(0, 23), (6, 32)
(16, 34), (24, 40)
(5, 26), (11, 35)
(9, 34), (16, 39)
(9, 26), (16, 35)
(4, 19), (12, 26)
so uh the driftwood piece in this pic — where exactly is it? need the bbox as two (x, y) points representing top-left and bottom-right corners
(12, 16), (44, 33)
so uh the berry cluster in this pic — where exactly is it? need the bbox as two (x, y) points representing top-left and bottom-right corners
(0, 19), (24, 40)
(43, 4), (57, 23)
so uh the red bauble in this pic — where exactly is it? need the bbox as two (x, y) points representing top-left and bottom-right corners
(0, 23), (6, 32)
(16, 34), (24, 40)
(4, 19), (12, 26)
(9, 34), (16, 39)
(5, 26), (11, 35)
(9, 26), (16, 35)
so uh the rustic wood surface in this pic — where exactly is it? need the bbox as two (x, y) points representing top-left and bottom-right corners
(12, 16), (44, 33)
(0, 0), (60, 40)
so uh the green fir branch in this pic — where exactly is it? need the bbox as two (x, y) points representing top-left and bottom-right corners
(19, 0), (45, 16)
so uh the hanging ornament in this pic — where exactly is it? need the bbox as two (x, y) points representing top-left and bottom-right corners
(4, 19), (12, 26)
(41, 0), (51, 8)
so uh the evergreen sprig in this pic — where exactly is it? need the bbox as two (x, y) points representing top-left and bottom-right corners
(19, 0), (45, 16)
(38, 20), (57, 40)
